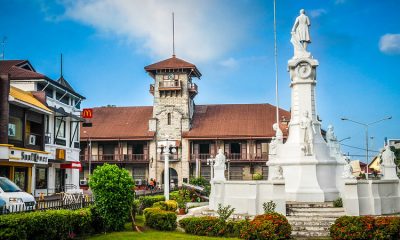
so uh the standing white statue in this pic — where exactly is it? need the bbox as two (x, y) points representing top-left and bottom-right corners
(213, 149), (226, 181)
(300, 111), (316, 155)
(380, 145), (398, 180)
(342, 156), (355, 179)
(326, 125), (341, 159)
(292, 9), (311, 49)
(291, 9), (312, 58)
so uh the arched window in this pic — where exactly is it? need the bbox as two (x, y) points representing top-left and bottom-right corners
(167, 113), (171, 125)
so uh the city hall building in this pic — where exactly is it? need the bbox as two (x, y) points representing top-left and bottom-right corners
(80, 55), (290, 187)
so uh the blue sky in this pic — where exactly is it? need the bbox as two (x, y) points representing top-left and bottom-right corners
(1, 0), (399, 161)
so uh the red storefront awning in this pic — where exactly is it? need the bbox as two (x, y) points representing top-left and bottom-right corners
(60, 162), (82, 171)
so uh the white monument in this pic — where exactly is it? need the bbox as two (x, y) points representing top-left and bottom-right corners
(380, 145), (398, 180)
(213, 149), (226, 181)
(276, 9), (340, 202)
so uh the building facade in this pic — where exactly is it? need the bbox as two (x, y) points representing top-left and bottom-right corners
(0, 60), (85, 196)
(0, 73), (51, 194)
(80, 55), (290, 187)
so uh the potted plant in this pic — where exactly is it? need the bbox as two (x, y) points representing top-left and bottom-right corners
(176, 195), (186, 215)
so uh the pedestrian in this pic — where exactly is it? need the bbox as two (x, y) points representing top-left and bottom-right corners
(149, 178), (154, 190)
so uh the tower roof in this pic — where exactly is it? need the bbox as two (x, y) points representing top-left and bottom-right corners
(144, 55), (201, 78)
(57, 76), (75, 92)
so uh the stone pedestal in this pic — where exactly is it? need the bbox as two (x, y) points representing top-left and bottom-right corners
(278, 57), (339, 202)
(382, 164), (398, 180)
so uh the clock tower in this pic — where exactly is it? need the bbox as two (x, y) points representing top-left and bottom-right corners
(144, 55), (201, 186)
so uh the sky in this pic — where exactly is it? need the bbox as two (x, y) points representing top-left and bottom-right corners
(1, 0), (399, 161)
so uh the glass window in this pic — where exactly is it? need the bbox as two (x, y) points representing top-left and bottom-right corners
(56, 118), (66, 138)
(71, 122), (79, 142)
(0, 177), (21, 192)
(35, 168), (48, 189)
(8, 117), (23, 141)
(56, 91), (69, 105)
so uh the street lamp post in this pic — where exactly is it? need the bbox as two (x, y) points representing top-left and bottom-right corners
(207, 156), (215, 180)
(341, 116), (392, 179)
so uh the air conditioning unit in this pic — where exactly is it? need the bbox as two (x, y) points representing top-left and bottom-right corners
(135, 179), (142, 186)
(29, 135), (36, 145)
(80, 179), (88, 186)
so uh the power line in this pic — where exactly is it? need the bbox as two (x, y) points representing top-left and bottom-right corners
(340, 143), (380, 153)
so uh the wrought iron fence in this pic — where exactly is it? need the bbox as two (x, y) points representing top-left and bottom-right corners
(0, 194), (94, 215)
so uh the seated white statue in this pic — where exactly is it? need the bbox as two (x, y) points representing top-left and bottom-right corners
(342, 156), (355, 179)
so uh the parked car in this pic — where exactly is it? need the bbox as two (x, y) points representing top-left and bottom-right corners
(0, 177), (36, 212)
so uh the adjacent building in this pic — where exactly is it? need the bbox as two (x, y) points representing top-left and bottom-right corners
(0, 60), (85, 196)
(0, 74), (51, 194)
(80, 55), (290, 187)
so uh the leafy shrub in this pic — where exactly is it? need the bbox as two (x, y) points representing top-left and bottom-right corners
(333, 197), (343, 207)
(89, 163), (135, 232)
(252, 173), (263, 180)
(138, 195), (165, 213)
(217, 204), (235, 222)
(241, 213), (292, 240)
(179, 216), (220, 236)
(330, 216), (400, 240)
(152, 200), (178, 212)
(143, 207), (177, 231)
(0, 208), (95, 240)
(263, 201), (276, 213)
(189, 177), (211, 196)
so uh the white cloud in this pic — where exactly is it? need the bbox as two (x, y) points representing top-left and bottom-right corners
(379, 34), (400, 55)
(309, 9), (327, 18)
(59, 0), (250, 62)
(219, 57), (239, 68)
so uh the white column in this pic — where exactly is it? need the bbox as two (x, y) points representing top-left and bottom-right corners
(164, 149), (170, 201)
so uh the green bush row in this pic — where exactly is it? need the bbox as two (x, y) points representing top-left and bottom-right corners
(330, 216), (400, 240)
(153, 200), (178, 212)
(179, 212), (291, 240)
(179, 216), (247, 238)
(0, 208), (97, 240)
(143, 207), (177, 231)
(138, 195), (165, 212)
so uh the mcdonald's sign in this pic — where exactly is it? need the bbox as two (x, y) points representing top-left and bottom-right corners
(82, 108), (93, 119)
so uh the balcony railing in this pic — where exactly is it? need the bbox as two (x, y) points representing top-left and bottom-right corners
(80, 154), (149, 162)
(188, 83), (198, 97)
(190, 153), (268, 162)
(159, 80), (181, 90)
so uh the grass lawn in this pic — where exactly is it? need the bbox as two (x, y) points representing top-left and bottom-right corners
(86, 215), (239, 240)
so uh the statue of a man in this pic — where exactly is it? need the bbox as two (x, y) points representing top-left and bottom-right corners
(300, 111), (316, 155)
(342, 156), (355, 179)
(214, 149), (226, 170)
(292, 9), (311, 50)
(272, 123), (283, 143)
(381, 145), (396, 167)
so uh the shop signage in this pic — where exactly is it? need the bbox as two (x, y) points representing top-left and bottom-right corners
(56, 149), (66, 160)
(60, 161), (82, 170)
(82, 108), (93, 119)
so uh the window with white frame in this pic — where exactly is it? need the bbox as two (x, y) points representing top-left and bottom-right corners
(55, 118), (66, 138)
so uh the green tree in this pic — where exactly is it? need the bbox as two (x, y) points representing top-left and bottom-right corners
(89, 163), (135, 232)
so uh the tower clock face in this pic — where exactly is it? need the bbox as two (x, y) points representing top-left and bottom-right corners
(297, 63), (312, 79)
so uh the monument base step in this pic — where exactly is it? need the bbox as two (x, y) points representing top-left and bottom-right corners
(287, 202), (345, 238)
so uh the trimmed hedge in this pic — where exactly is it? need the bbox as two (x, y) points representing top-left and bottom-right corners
(138, 195), (165, 212)
(0, 208), (95, 240)
(179, 213), (291, 240)
(241, 213), (292, 240)
(143, 207), (177, 231)
(330, 216), (400, 240)
(153, 200), (178, 212)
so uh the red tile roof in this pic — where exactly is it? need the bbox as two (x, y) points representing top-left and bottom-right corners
(80, 106), (155, 140)
(0, 60), (26, 74)
(144, 55), (201, 78)
(183, 104), (290, 139)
